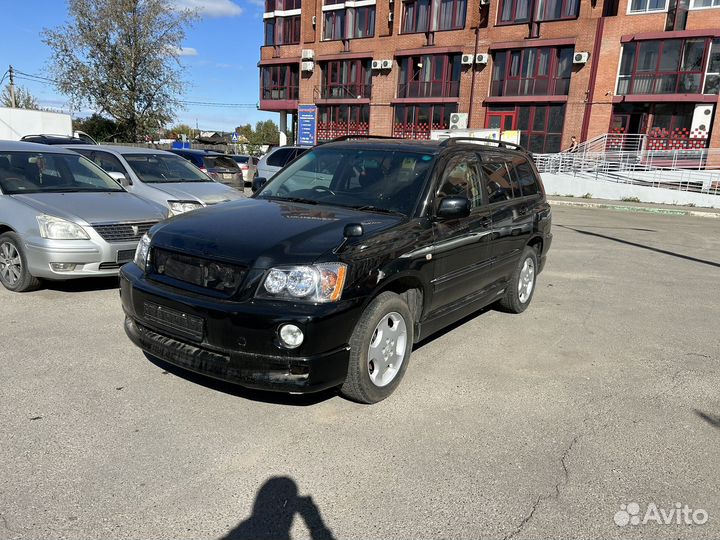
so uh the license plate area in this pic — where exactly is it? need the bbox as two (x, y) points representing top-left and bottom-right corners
(143, 301), (204, 342)
(222, 173), (233, 179)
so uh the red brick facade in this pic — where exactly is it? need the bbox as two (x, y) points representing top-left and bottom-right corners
(259, 0), (720, 150)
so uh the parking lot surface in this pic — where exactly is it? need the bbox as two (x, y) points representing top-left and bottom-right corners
(1, 205), (719, 539)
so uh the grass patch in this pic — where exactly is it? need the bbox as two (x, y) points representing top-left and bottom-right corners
(621, 196), (641, 203)
(581, 193), (593, 199)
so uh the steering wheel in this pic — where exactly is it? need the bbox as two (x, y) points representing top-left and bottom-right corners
(311, 185), (336, 196)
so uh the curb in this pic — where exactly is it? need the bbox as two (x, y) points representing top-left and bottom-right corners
(548, 199), (720, 219)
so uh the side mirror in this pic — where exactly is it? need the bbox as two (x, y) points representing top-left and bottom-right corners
(108, 171), (131, 187)
(343, 223), (364, 238)
(436, 196), (471, 220)
(252, 176), (267, 193)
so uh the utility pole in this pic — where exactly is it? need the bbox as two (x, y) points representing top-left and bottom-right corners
(8, 65), (16, 108)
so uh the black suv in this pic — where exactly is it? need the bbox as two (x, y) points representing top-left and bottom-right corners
(120, 137), (552, 403)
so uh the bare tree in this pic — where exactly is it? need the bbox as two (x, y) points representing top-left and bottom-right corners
(42, 0), (194, 142)
(1, 85), (39, 109)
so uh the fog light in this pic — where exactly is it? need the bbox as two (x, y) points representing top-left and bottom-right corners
(50, 263), (77, 271)
(279, 324), (304, 348)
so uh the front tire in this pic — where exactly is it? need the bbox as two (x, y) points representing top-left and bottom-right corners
(497, 246), (538, 314)
(341, 292), (414, 404)
(0, 232), (40, 292)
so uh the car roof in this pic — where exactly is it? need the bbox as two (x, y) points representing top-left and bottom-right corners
(316, 139), (444, 154)
(0, 140), (81, 154)
(63, 144), (179, 155)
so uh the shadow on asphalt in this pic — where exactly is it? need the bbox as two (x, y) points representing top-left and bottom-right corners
(40, 276), (119, 293)
(694, 409), (720, 430)
(558, 225), (720, 268)
(144, 353), (340, 406)
(219, 476), (336, 540)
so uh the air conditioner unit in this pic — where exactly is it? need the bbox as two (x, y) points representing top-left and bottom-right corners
(301, 49), (315, 60)
(449, 113), (468, 130)
(475, 53), (489, 65)
(573, 52), (589, 64)
(371, 59), (383, 70)
(461, 54), (474, 65)
(301, 61), (314, 72)
(381, 59), (393, 69)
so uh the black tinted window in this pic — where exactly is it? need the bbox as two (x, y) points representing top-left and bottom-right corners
(205, 156), (239, 170)
(267, 148), (295, 167)
(482, 161), (515, 203)
(509, 158), (540, 197)
(438, 156), (483, 208)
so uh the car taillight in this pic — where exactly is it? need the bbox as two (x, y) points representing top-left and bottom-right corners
(240, 165), (248, 170)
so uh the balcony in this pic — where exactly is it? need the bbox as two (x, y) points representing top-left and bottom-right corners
(396, 81), (460, 99)
(261, 86), (299, 101)
(316, 84), (372, 100)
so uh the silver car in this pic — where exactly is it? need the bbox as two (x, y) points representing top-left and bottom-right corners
(256, 146), (310, 181)
(67, 145), (245, 215)
(0, 141), (169, 292)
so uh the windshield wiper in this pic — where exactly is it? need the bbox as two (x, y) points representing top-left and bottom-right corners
(342, 204), (405, 216)
(267, 196), (318, 205)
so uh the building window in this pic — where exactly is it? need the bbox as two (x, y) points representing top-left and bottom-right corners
(264, 15), (300, 45)
(321, 60), (372, 99)
(628, 0), (668, 13)
(393, 104), (458, 139)
(402, 0), (466, 33)
(498, 0), (532, 23)
(323, 4), (375, 40)
(617, 38), (710, 95)
(691, 0), (720, 6)
(317, 105), (370, 140)
(266, 0), (302, 9)
(264, 19), (275, 45)
(536, 0), (580, 19)
(705, 39), (720, 93)
(261, 64), (299, 100)
(397, 55), (461, 98)
(486, 104), (566, 153)
(491, 47), (573, 96)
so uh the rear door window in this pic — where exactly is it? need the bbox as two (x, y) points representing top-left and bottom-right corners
(266, 148), (295, 167)
(481, 158), (515, 203)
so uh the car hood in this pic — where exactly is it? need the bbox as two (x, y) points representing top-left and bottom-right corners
(12, 192), (168, 224)
(150, 198), (403, 267)
(147, 182), (244, 204)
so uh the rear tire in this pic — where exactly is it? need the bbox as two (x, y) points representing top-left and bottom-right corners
(497, 246), (538, 314)
(0, 232), (40, 293)
(341, 292), (414, 404)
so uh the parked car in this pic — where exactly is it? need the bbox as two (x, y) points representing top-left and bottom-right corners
(0, 140), (169, 292)
(229, 154), (258, 185)
(169, 149), (244, 188)
(120, 136), (552, 403)
(21, 133), (96, 145)
(256, 145), (310, 180)
(66, 145), (244, 215)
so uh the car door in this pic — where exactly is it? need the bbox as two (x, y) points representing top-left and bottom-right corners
(481, 154), (534, 287)
(429, 152), (495, 313)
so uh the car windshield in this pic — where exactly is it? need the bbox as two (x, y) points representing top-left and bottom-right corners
(255, 147), (435, 216)
(123, 153), (213, 183)
(0, 151), (125, 195)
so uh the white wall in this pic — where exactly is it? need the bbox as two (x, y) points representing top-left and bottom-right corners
(0, 107), (73, 140)
(541, 173), (720, 208)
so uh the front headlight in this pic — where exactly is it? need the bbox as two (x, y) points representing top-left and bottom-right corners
(37, 215), (89, 240)
(168, 200), (203, 215)
(259, 263), (347, 303)
(134, 233), (151, 271)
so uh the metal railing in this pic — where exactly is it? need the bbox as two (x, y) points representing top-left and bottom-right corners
(396, 80), (460, 98)
(315, 83), (372, 100)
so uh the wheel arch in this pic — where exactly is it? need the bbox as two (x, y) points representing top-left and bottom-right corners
(527, 234), (543, 255)
(0, 224), (17, 235)
(366, 272), (428, 332)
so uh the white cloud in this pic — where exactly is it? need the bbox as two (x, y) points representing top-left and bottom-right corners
(168, 46), (199, 56)
(173, 0), (244, 17)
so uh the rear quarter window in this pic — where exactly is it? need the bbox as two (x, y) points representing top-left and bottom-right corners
(507, 157), (541, 197)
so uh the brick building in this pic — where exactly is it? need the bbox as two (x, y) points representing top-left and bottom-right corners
(258, 0), (720, 151)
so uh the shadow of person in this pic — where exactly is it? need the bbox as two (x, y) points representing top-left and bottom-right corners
(221, 477), (336, 540)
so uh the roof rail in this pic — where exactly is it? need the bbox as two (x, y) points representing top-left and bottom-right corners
(325, 135), (399, 143)
(439, 137), (527, 152)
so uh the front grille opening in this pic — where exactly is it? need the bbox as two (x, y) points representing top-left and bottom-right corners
(151, 248), (246, 294)
(92, 221), (157, 243)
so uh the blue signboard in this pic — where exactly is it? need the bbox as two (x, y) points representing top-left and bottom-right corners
(231, 132), (239, 143)
(297, 105), (317, 146)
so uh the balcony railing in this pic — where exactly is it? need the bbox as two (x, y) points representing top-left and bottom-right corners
(261, 86), (299, 100)
(490, 77), (570, 97)
(316, 84), (372, 100)
(396, 81), (460, 99)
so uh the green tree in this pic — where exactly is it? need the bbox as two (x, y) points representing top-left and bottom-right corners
(73, 114), (119, 142)
(1, 85), (39, 109)
(42, 0), (194, 142)
(167, 123), (195, 140)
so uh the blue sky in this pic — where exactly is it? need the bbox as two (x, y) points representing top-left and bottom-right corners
(0, 0), (276, 132)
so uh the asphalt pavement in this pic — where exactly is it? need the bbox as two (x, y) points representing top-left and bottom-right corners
(1, 204), (719, 539)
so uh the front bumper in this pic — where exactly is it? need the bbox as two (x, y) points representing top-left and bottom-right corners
(24, 237), (141, 279)
(120, 264), (363, 393)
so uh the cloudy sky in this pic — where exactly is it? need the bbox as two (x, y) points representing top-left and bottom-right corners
(0, 0), (274, 132)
